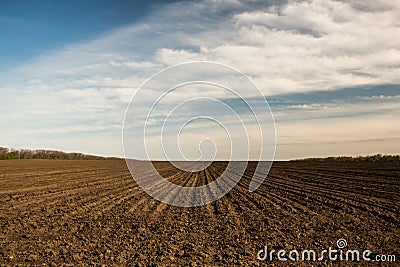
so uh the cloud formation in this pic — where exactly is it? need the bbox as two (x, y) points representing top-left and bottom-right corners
(0, 0), (399, 159)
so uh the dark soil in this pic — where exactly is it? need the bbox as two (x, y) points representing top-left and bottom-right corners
(0, 160), (398, 266)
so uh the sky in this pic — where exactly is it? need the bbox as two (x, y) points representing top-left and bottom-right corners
(0, 0), (399, 160)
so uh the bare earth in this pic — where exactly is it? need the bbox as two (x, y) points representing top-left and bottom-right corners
(0, 160), (398, 266)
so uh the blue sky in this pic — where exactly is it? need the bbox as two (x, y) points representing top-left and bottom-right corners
(0, 0), (399, 160)
(0, 0), (180, 69)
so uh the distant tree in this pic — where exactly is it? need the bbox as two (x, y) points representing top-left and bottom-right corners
(293, 154), (399, 162)
(0, 147), (118, 160)
(0, 147), (9, 159)
(20, 149), (34, 159)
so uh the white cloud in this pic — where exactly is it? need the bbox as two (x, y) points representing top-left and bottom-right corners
(0, 0), (399, 158)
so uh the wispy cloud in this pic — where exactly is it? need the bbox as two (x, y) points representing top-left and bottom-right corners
(0, 0), (399, 158)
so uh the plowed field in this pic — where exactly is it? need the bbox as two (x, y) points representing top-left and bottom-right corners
(0, 160), (399, 266)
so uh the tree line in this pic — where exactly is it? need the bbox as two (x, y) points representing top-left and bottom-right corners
(293, 154), (400, 162)
(0, 147), (120, 160)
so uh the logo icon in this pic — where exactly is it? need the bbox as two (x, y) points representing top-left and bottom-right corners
(336, 238), (348, 249)
(123, 61), (275, 207)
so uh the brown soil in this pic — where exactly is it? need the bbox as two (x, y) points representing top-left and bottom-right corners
(0, 160), (398, 266)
